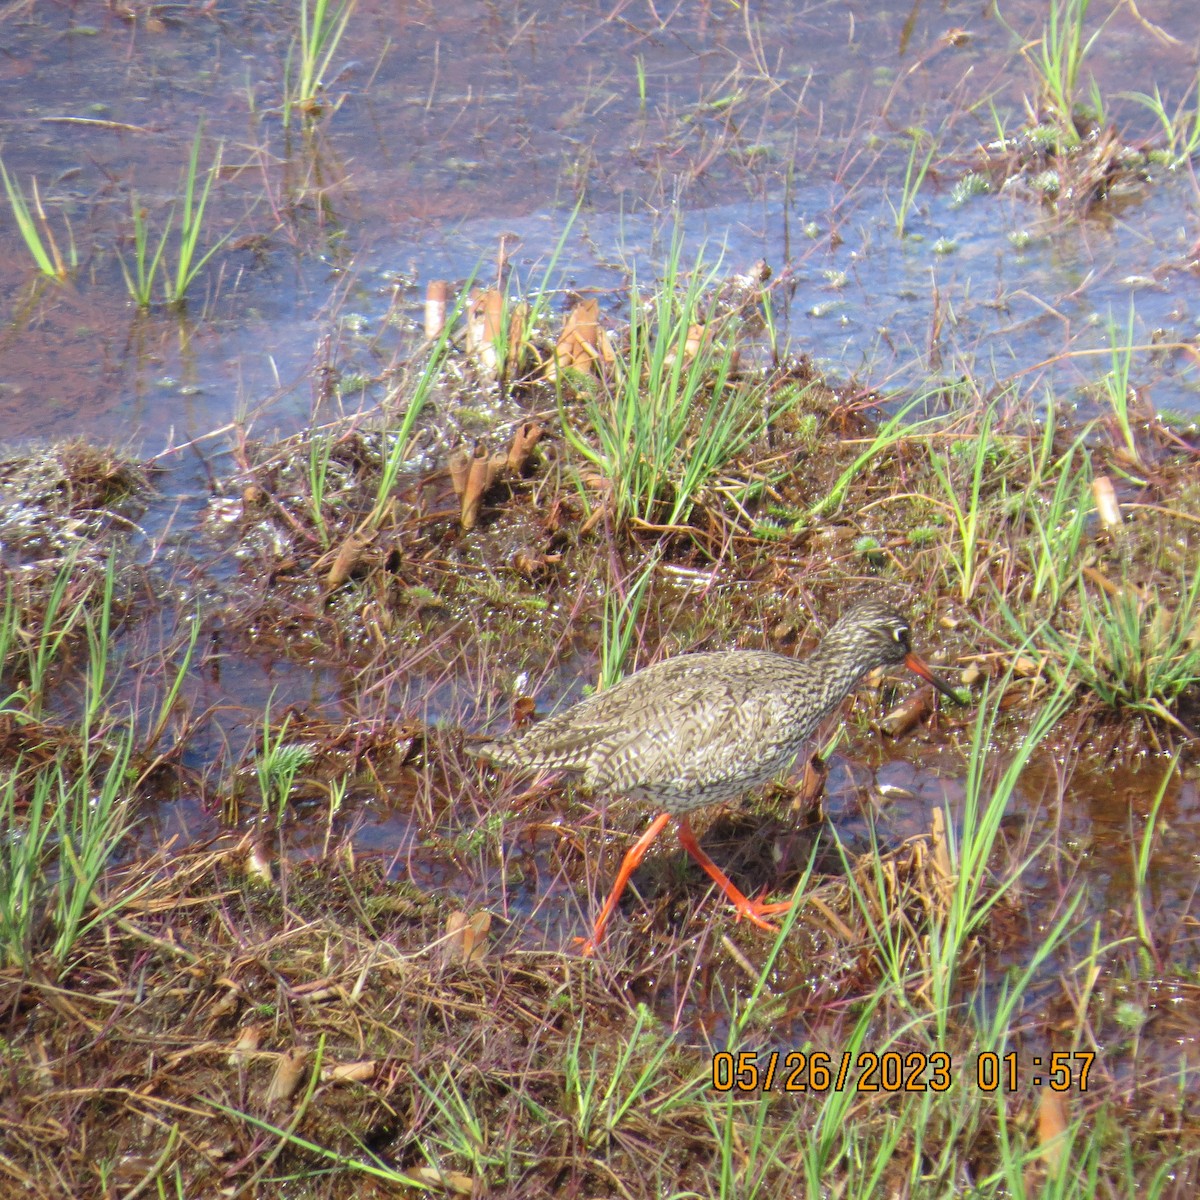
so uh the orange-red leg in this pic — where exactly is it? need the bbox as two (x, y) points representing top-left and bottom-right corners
(675, 817), (793, 930)
(576, 811), (672, 956)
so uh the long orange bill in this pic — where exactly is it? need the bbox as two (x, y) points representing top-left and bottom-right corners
(903, 652), (960, 702)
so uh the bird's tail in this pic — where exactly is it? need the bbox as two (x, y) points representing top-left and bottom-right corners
(477, 731), (585, 776)
(476, 739), (509, 765)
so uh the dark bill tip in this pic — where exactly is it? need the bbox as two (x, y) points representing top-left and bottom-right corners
(903, 652), (962, 703)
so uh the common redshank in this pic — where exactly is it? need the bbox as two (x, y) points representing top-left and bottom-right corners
(481, 596), (957, 953)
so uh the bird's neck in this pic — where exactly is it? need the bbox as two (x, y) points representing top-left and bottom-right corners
(805, 641), (872, 714)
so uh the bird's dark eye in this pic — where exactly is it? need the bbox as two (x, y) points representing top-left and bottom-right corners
(893, 625), (908, 643)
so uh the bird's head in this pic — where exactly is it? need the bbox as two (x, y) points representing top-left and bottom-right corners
(824, 597), (958, 700)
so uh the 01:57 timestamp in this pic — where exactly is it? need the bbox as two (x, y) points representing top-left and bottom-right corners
(978, 1050), (1095, 1092)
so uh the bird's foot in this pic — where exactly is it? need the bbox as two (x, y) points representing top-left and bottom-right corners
(731, 905), (780, 933)
(732, 892), (793, 931)
(572, 935), (600, 957)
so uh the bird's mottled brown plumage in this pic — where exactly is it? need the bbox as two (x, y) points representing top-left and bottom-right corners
(482, 598), (933, 811)
(481, 596), (956, 953)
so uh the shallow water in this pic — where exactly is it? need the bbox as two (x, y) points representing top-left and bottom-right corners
(3, 0), (1198, 452)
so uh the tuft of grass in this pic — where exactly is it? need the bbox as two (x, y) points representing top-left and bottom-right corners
(0, 557), (149, 970)
(930, 406), (996, 604)
(891, 127), (937, 237)
(119, 126), (227, 309)
(411, 1061), (511, 1178)
(205, 1083), (429, 1190)
(1023, 0), (1111, 145)
(924, 677), (1074, 1026)
(365, 284), (466, 530)
(560, 239), (807, 531)
(1041, 564), (1200, 728)
(256, 706), (315, 826)
(1131, 754), (1178, 974)
(468, 200), (582, 398)
(807, 393), (940, 522)
(0, 157), (77, 280)
(838, 676), (1074, 1028)
(121, 196), (166, 308)
(140, 612), (202, 757)
(0, 740), (143, 970)
(598, 552), (660, 691)
(1126, 76), (1200, 168)
(306, 430), (334, 548)
(20, 553), (96, 710)
(564, 1002), (676, 1151)
(283, 0), (356, 126)
(1019, 428), (1093, 607)
(1100, 304), (1145, 471)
